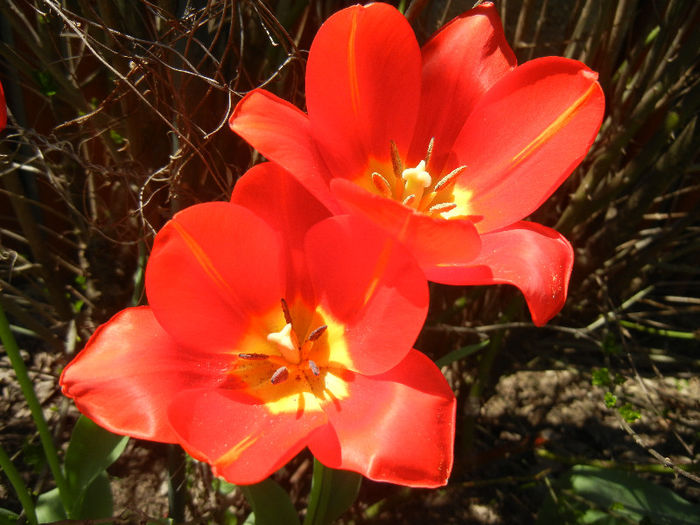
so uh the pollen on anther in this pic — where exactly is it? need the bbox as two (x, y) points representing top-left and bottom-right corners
(280, 298), (292, 324)
(308, 360), (320, 376)
(238, 353), (269, 360)
(270, 366), (289, 385)
(308, 325), (328, 342)
(402, 194), (416, 206)
(390, 140), (404, 177)
(371, 172), (392, 198)
(428, 202), (458, 214)
(434, 165), (467, 192)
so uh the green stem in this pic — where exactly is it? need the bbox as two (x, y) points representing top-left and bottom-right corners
(0, 303), (72, 515)
(304, 459), (332, 525)
(0, 443), (38, 525)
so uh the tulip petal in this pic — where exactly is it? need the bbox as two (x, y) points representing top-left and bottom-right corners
(60, 307), (228, 442)
(306, 3), (421, 179)
(231, 163), (332, 306)
(304, 215), (428, 375)
(309, 350), (456, 488)
(168, 388), (326, 485)
(146, 202), (285, 352)
(331, 178), (481, 271)
(229, 90), (340, 211)
(429, 222), (574, 326)
(409, 2), (516, 171)
(453, 57), (605, 233)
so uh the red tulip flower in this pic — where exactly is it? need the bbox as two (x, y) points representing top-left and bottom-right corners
(229, 2), (605, 325)
(60, 163), (456, 488)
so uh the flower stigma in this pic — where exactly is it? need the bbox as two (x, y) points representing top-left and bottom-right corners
(368, 138), (471, 220)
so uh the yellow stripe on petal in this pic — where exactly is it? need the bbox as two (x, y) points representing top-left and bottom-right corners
(170, 221), (234, 297)
(347, 9), (361, 117)
(510, 82), (599, 170)
(215, 434), (258, 467)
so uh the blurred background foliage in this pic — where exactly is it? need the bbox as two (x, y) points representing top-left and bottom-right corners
(0, 0), (698, 523)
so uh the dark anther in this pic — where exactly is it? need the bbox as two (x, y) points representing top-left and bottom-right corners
(270, 366), (289, 385)
(308, 360), (320, 376)
(238, 353), (269, 360)
(308, 325), (328, 341)
(280, 298), (292, 324)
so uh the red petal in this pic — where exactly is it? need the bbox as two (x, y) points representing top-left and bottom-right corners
(229, 90), (340, 212)
(304, 215), (428, 375)
(452, 57), (605, 233)
(231, 163), (332, 305)
(168, 388), (326, 485)
(309, 350), (456, 488)
(146, 202), (284, 352)
(306, 3), (421, 179)
(409, 2), (516, 171)
(428, 222), (574, 326)
(331, 178), (481, 271)
(60, 307), (228, 442)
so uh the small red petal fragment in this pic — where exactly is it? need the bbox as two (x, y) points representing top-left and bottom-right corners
(271, 366), (289, 385)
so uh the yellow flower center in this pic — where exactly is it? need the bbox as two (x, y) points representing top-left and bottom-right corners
(367, 139), (472, 220)
(230, 299), (349, 415)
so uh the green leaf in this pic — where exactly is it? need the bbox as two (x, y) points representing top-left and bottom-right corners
(240, 478), (300, 525)
(36, 488), (65, 523)
(75, 472), (113, 520)
(538, 465), (700, 524)
(63, 415), (128, 516)
(435, 339), (489, 367)
(592, 368), (611, 387)
(0, 508), (20, 525)
(304, 459), (362, 525)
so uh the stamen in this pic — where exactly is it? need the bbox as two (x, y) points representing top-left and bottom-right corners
(238, 353), (269, 360)
(390, 140), (403, 177)
(434, 165), (467, 192)
(428, 202), (458, 214)
(307, 325), (327, 342)
(424, 137), (435, 168)
(402, 194), (416, 206)
(308, 360), (320, 376)
(371, 172), (392, 198)
(280, 298), (292, 324)
(270, 366), (289, 385)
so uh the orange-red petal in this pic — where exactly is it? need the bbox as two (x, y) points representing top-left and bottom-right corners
(306, 3), (421, 179)
(231, 163), (332, 305)
(452, 57), (605, 233)
(168, 388), (326, 485)
(429, 222), (574, 326)
(229, 90), (340, 212)
(304, 215), (429, 375)
(331, 178), (481, 271)
(309, 350), (456, 488)
(60, 307), (228, 442)
(408, 2), (516, 171)
(146, 202), (285, 352)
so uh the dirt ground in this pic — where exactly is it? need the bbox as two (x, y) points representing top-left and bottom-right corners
(1, 329), (698, 524)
